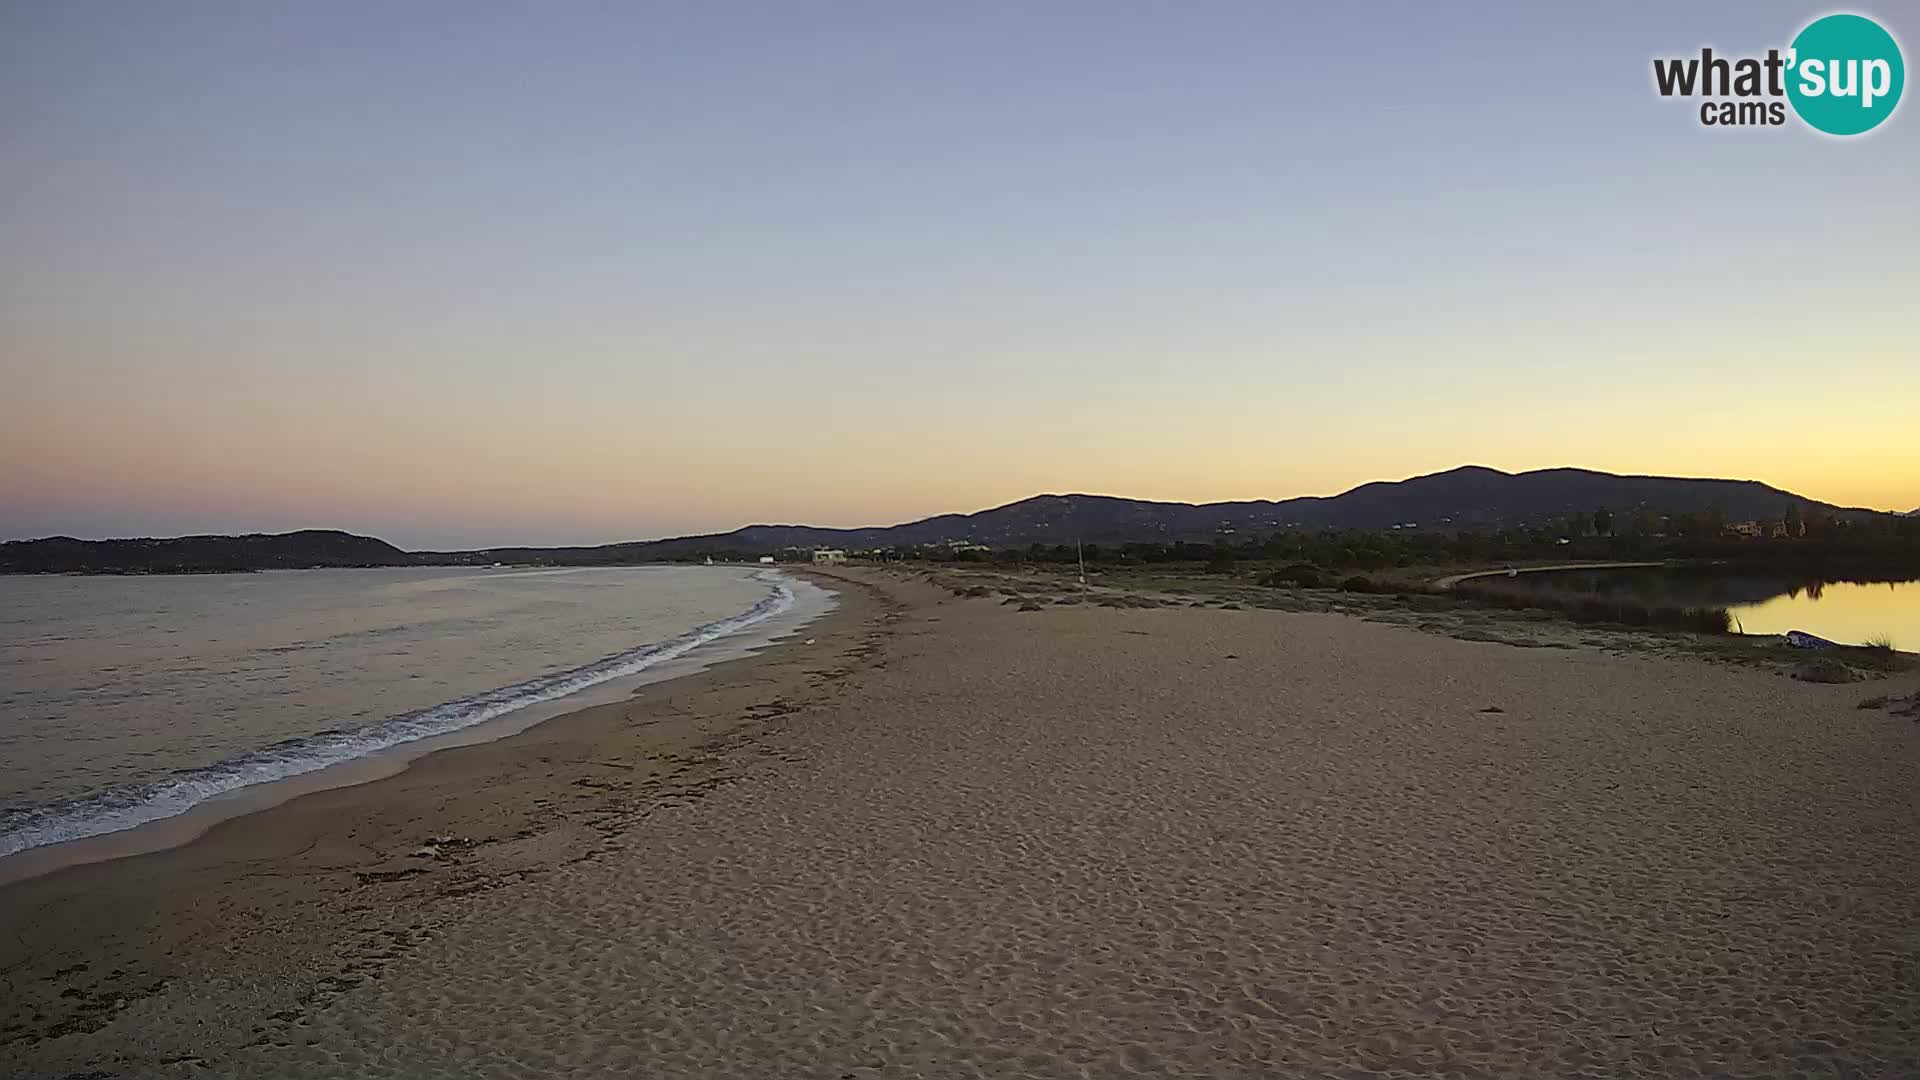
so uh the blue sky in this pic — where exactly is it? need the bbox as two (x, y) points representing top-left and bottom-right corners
(3, 2), (1915, 547)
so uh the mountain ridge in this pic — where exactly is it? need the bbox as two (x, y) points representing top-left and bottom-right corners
(0, 465), (1896, 573)
(639, 464), (1859, 557)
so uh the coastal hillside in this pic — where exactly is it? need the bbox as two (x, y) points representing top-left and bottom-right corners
(0, 530), (409, 574)
(2, 466), (1880, 572)
(484, 465), (1857, 561)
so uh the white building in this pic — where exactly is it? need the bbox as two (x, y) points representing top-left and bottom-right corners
(812, 549), (847, 565)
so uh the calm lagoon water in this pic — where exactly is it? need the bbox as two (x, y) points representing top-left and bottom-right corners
(1722, 580), (1919, 649)
(1489, 567), (1920, 651)
(0, 565), (808, 856)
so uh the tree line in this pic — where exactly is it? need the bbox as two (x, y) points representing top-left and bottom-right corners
(904, 507), (1920, 579)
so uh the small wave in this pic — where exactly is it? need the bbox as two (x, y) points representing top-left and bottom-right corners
(0, 570), (797, 858)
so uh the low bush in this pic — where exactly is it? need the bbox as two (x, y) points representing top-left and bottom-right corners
(1260, 563), (1322, 589)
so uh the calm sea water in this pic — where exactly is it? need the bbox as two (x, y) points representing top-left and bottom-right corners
(0, 565), (802, 856)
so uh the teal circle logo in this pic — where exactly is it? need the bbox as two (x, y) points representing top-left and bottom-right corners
(1786, 13), (1905, 135)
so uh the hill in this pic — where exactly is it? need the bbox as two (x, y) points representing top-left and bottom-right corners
(441, 465), (1864, 563)
(3, 466), (1884, 572)
(0, 530), (410, 575)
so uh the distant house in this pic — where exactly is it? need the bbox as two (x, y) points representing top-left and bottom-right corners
(758, 555), (775, 565)
(1728, 521), (1767, 538)
(812, 549), (847, 565)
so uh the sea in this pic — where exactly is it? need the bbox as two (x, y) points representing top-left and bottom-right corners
(0, 565), (831, 860)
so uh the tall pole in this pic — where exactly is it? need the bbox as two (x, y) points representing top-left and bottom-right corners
(1077, 538), (1086, 585)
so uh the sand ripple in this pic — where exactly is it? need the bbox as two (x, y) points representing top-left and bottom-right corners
(195, 576), (1920, 1076)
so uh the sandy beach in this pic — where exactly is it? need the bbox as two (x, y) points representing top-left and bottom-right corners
(4, 567), (1918, 1078)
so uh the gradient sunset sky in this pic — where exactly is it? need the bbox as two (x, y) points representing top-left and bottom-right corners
(3, 2), (1915, 548)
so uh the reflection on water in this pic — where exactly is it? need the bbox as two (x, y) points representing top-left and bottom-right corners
(1726, 580), (1918, 650)
(1491, 568), (1920, 651)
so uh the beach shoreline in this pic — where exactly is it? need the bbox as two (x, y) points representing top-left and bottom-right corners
(0, 566), (838, 886)
(6, 566), (1918, 1078)
(0, 568), (889, 1069)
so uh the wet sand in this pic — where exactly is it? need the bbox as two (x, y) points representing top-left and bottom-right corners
(5, 568), (1918, 1078)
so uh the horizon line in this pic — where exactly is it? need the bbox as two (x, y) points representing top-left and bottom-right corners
(7, 461), (1911, 551)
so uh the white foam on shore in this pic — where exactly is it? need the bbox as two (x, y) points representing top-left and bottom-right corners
(0, 569), (816, 859)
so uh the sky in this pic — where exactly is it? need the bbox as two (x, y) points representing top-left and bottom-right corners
(3, 2), (1915, 548)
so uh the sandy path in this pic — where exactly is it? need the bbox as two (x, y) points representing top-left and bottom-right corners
(184, 569), (1918, 1078)
(1432, 562), (1665, 589)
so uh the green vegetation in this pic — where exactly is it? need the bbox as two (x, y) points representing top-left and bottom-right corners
(1688, 635), (1912, 675)
(1259, 564), (1323, 588)
(883, 509), (1920, 651)
(892, 510), (1920, 583)
(1451, 579), (1734, 635)
(920, 558), (1913, 680)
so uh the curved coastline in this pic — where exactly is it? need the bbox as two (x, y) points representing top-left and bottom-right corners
(0, 569), (837, 880)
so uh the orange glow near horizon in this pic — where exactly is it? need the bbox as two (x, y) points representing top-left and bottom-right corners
(4, 5), (1916, 548)
(4, 299), (1919, 546)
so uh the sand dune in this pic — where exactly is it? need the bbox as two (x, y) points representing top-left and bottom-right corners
(6, 568), (1918, 1078)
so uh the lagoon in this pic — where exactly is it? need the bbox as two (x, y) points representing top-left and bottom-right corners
(1484, 567), (1920, 651)
(1724, 579), (1919, 651)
